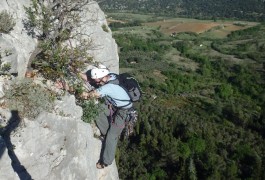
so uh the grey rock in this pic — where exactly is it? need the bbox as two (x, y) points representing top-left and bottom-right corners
(0, 94), (119, 180)
(0, 0), (120, 179)
(0, 36), (18, 74)
(0, 0), (37, 78)
(0, 136), (19, 180)
(71, 1), (119, 73)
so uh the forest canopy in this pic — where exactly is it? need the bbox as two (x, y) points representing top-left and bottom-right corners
(99, 0), (265, 21)
(110, 15), (265, 179)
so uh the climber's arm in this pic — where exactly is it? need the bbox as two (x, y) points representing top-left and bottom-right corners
(55, 79), (70, 91)
(80, 90), (100, 99)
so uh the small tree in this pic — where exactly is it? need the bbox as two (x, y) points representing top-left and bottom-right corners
(24, 0), (95, 82)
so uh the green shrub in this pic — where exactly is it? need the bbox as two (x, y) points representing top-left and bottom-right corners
(5, 79), (55, 119)
(0, 10), (16, 33)
(0, 63), (11, 72)
(32, 39), (92, 81)
(102, 24), (109, 32)
(80, 100), (101, 123)
(24, 0), (94, 85)
(0, 48), (12, 74)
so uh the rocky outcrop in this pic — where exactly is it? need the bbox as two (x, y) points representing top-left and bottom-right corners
(0, 0), (37, 77)
(76, 1), (119, 73)
(0, 0), (120, 179)
(1, 95), (119, 180)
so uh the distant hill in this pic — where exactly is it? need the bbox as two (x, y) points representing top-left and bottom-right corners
(99, 0), (265, 21)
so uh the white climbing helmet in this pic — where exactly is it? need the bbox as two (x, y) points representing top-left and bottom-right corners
(91, 67), (109, 79)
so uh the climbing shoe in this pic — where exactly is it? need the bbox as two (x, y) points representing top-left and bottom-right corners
(96, 161), (108, 169)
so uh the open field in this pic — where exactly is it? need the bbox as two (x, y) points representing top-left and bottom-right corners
(107, 13), (259, 38)
(108, 12), (264, 72)
(144, 19), (258, 37)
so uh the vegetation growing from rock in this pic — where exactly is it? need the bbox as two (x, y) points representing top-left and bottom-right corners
(0, 10), (15, 33)
(5, 79), (55, 119)
(101, 24), (109, 32)
(0, 48), (13, 75)
(23, 0), (104, 123)
(0, 63), (11, 73)
(80, 100), (102, 124)
(24, 0), (93, 82)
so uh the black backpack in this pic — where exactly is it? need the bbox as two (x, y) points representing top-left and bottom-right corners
(108, 73), (142, 102)
(109, 73), (141, 138)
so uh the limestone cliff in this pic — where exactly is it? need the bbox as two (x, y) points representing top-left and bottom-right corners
(0, 0), (120, 179)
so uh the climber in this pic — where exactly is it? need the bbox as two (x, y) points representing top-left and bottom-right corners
(55, 65), (133, 169)
(80, 65), (132, 169)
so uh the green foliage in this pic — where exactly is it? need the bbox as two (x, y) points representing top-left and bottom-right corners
(5, 79), (55, 119)
(0, 10), (16, 33)
(109, 20), (142, 31)
(80, 100), (101, 124)
(188, 137), (206, 154)
(115, 33), (170, 70)
(149, 168), (168, 179)
(101, 0), (265, 21)
(0, 62), (11, 73)
(212, 25), (265, 63)
(32, 39), (92, 81)
(161, 71), (196, 94)
(115, 33), (168, 53)
(114, 22), (265, 179)
(233, 144), (263, 179)
(24, 0), (94, 88)
(178, 142), (192, 159)
(173, 40), (190, 55)
(215, 83), (234, 99)
(101, 24), (109, 32)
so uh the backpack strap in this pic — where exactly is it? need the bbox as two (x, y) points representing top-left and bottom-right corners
(106, 73), (133, 105)
(104, 93), (132, 109)
(107, 95), (132, 108)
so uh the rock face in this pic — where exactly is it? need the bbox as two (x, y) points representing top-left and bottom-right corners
(0, 0), (37, 77)
(77, 1), (119, 73)
(0, 0), (120, 179)
(1, 95), (119, 180)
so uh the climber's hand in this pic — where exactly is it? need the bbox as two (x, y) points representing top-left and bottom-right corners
(80, 90), (100, 99)
(80, 92), (90, 99)
(55, 79), (70, 91)
(55, 80), (64, 89)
